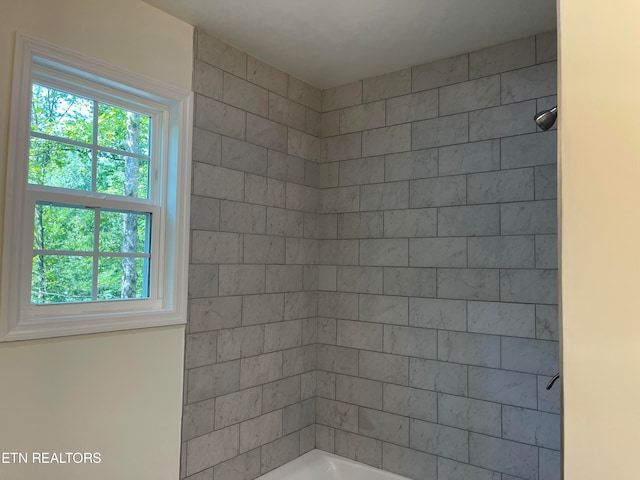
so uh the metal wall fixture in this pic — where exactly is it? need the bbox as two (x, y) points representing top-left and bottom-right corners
(534, 106), (558, 130)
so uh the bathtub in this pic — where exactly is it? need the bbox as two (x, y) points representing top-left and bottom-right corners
(257, 449), (411, 480)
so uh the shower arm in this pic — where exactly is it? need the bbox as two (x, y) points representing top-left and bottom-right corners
(546, 372), (560, 390)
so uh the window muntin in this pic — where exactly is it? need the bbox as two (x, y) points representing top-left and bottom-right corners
(27, 80), (156, 306)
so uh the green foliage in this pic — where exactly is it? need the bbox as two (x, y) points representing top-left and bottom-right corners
(29, 83), (151, 304)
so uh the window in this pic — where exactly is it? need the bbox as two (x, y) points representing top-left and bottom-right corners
(0, 35), (192, 341)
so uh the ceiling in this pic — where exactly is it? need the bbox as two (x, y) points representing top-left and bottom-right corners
(144, 0), (556, 89)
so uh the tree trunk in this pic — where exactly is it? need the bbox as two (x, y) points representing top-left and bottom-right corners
(121, 112), (140, 299)
(34, 204), (45, 303)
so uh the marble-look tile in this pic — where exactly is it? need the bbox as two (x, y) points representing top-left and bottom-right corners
(269, 92), (306, 131)
(182, 399), (215, 442)
(315, 425), (335, 453)
(191, 231), (243, 264)
(362, 124), (411, 156)
(385, 149), (438, 182)
(467, 168), (534, 204)
(193, 59), (223, 101)
(190, 296), (242, 333)
(409, 358), (468, 396)
(220, 200), (265, 234)
(239, 410), (283, 453)
(247, 56), (288, 96)
(536, 305), (559, 341)
(264, 320), (303, 352)
(286, 182), (319, 213)
(469, 101), (537, 141)
(239, 352), (283, 389)
(359, 350), (408, 385)
(316, 370), (337, 398)
(467, 301), (536, 338)
(412, 54), (468, 91)
(192, 163), (244, 201)
(288, 76), (321, 111)
(383, 384), (437, 423)
(318, 292), (358, 320)
(261, 432), (300, 474)
(320, 133), (361, 163)
(409, 238), (467, 268)
(502, 406), (561, 449)
(467, 235), (535, 268)
(438, 393), (501, 437)
(219, 265), (265, 296)
(221, 136), (267, 176)
(438, 331), (500, 368)
(288, 129), (319, 162)
(187, 360), (240, 404)
(243, 234), (285, 264)
(383, 267), (436, 298)
(535, 165), (558, 200)
(412, 113), (468, 150)
(185, 332), (217, 369)
(334, 430), (382, 468)
(360, 181), (409, 211)
(316, 397), (358, 432)
(223, 72), (268, 117)
(266, 208), (303, 238)
(217, 325), (264, 362)
(359, 295), (408, 325)
(469, 433), (538, 480)
(241, 293), (284, 326)
(383, 443), (437, 480)
(319, 186), (360, 214)
(339, 101), (385, 134)
(359, 407), (409, 446)
(439, 140), (500, 175)
(468, 366), (537, 409)
(437, 268), (500, 301)
(384, 208), (437, 238)
(188, 264), (218, 299)
(438, 205), (500, 237)
(501, 200), (557, 235)
(317, 240), (358, 266)
(337, 319), (383, 350)
(439, 75), (500, 116)
(335, 374), (383, 409)
(282, 345), (316, 376)
(282, 398), (315, 434)
(410, 175), (466, 208)
(336, 266), (383, 294)
(263, 376), (301, 413)
(267, 150), (305, 185)
(284, 291), (317, 320)
(410, 419), (468, 462)
(197, 30), (247, 78)
(386, 90), (438, 125)
(339, 156), (385, 186)
(215, 386), (262, 429)
(213, 449), (261, 480)
(501, 131), (557, 169)
(190, 195), (220, 231)
(536, 31), (558, 63)
(337, 212), (384, 239)
(502, 337), (559, 375)
(186, 424), (239, 475)
(501, 62), (557, 104)
(363, 68), (411, 102)
(246, 113), (287, 152)
(469, 36), (535, 78)
(409, 298), (466, 331)
(195, 95), (246, 140)
(500, 269), (558, 304)
(384, 325), (437, 359)
(360, 239), (408, 266)
(322, 81), (362, 111)
(438, 457), (501, 480)
(539, 448), (561, 480)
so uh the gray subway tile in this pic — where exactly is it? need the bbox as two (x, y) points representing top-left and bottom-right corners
(242, 293), (284, 326)
(468, 366), (537, 409)
(317, 344), (358, 375)
(437, 269), (500, 301)
(361, 181), (409, 211)
(284, 291), (317, 320)
(360, 239), (408, 266)
(188, 264), (219, 299)
(318, 291), (358, 319)
(194, 59), (223, 101)
(538, 375), (561, 414)
(282, 344), (316, 377)
(318, 185), (360, 214)
(321, 111), (340, 137)
(412, 54), (468, 91)
(288, 76), (321, 111)
(468, 301), (536, 338)
(247, 56), (287, 95)
(183, 399), (215, 441)
(384, 267), (436, 297)
(540, 448), (561, 480)
(412, 113), (468, 150)
(467, 168), (534, 204)
(263, 376), (301, 413)
(536, 304), (559, 341)
(335, 374), (383, 409)
(383, 443), (437, 480)
(383, 383), (437, 423)
(219, 265), (265, 296)
(266, 208), (303, 238)
(386, 90), (438, 125)
(536, 234), (558, 269)
(501, 62), (557, 104)
(261, 432), (300, 474)
(190, 194), (220, 231)
(213, 449), (260, 480)
(223, 72), (268, 117)
(438, 205), (500, 237)
(264, 320), (302, 352)
(246, 114), (287, 152)
(469, 433), (538, 480)
(337, 319), (383, 350)
(359, 407), (409, 446)
(409, 238), (467, 268)
(265, 265), (303, 293)
(410, 419), (468, 463)
(320, 133), (361, 163)
(315, 425), (335, 453)
(438, 457), (500, 480)
(502, 337), (559, 375)
(337, 266), (383, 294)
(438, 393), (501, 437)
(282, 398), (315, 434)
(409, 298), (466, 331)
(535, 164), (558, 200)
(318, 162), (339, 188)
(502, 406), (561, 449)
(322, 81), (362, 111)
(239, 352), (283, 389)
(384, 208), (437, 238)
(438, 331), (500, 368)
(190, 297), (242, 333)
(468, 235), (535, 268)
(243, 234), (285, 264)
(197, 31), (247, 78)
(340, 101), (385, 133)
(440, 75), (500, 115)
(338, 212), (384, 239)
(537, 31), (558, 63)
(339, 156), (384, 186)
(334, 430), (381, 468)
(384, 325), (437, 359)
(316, 397), (358, 432)
(501, 131), (557, 169)
(410, 358), (468, 396)
(193, 163), (244, 201)
(410, 175), (466, 208)
(385, 149), (438, 182)
(215, 386), (262, 429)
(192, 231), (242, 264)
(267, 150), (305, 185)
(318, 317), (337, 345)
(269, 92), (305, 131)
(288, 128), (319, 162)
(195, 95), (246, 140)
(363, 68), (411, 102)
(469, 36), (535, 78)
(186, 424), (240, 475)
(469, 101), (536, 141)
(318, 240), (358, 266)
(217, 325), (264, 362)
(363, 124), (411, 156)
(439, 140), (500, 175)
(359, 295), (408, 325)
(316, 370), (336, 398)
(220, 200), (265, 234)
(359, 350), (409, 385)
(285, 237), (317, 266)
(239, 410), (283, 453)
(501, 200), (557, 235)
(500, 269), (558, 304)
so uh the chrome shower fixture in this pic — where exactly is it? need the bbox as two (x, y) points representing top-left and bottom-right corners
(534, 106), (558, 130)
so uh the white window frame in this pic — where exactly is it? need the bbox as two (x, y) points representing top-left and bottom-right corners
(0, 34), (192, 341)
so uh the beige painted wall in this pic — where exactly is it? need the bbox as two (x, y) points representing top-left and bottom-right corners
(559, 0), (640, 478)
(0, 1), (192, 479)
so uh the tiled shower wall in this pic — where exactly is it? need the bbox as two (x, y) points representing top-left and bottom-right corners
(182, 29), (322, 479)
(182, 28), (560, 480)
(314, 32), (560, 480)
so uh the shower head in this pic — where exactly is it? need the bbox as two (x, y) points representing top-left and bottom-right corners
(534, 106), (558, 131)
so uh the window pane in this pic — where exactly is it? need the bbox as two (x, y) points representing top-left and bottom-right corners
(31, 84), (93, 143)
(31, 255), (93, 304)
(34, 203), (94, 252)
(97, 152), (149, 198)
(28, 137), (92, 190)
(99, 210), (150, 253)
(98, 104), (150, 156)
(98, 257), (148, 300)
